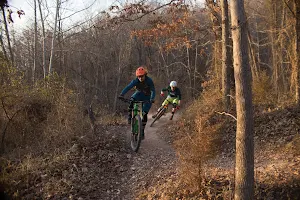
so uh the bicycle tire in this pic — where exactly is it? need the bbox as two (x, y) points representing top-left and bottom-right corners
(131, 114), (142, 152)
(150, 107), (166, 127)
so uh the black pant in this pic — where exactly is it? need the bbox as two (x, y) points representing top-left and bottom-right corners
(128, 101), (147, 130)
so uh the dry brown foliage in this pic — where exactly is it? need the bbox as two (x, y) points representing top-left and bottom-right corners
(0, 73), (93, 198)
(173, 79), (227, 192)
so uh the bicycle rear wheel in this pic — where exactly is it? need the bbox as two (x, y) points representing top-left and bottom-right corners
(131, 115), (142, 152)
(150, 108), (166, 127)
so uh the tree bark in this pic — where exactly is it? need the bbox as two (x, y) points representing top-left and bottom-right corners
(294, 0), (300, 105)
(37, 0), (46, 78)
(221, 0), (231, 110)
(230, 0), (254, 199)
(1, 5), (13, 65)
(0, 30), (8, 60)
(48, 0), (60, 75)
(33, 0), (37, 83)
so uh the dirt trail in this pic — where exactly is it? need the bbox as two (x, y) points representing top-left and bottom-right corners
(120, 112), (180, 199)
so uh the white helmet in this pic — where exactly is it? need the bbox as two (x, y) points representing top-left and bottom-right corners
(170, 81), (177, 87)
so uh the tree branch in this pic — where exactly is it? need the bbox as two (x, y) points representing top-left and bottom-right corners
(283, 0), (296, 18)
(215, 111), (237, 120)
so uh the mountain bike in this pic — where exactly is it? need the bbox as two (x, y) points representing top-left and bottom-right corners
(118, 97), (149, 152)
(150, 99), (179, 127)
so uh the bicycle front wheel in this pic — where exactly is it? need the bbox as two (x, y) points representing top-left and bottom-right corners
(131, 114), (142, 152)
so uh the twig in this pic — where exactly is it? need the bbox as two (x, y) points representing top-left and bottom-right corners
(283, 0), (296, 18)
(227, 94), (235, 99)
(215, 111), (237, 121)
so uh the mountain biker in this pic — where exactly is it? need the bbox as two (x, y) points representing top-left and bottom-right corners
(152, 81), (181, 120)
(118, 66), (155, 139)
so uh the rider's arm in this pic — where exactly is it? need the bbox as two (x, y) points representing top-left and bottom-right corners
(149, 78), (156, 101)
(120, 79), (138, 96)
(161, 87), (169, 92)
(177, 88), (182, 100)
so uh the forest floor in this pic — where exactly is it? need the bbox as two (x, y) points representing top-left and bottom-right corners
(1, 106), (300, 199)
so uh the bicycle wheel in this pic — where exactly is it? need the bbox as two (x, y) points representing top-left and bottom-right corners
(150, 107), (166, 127)
(131, 114), (142, 152)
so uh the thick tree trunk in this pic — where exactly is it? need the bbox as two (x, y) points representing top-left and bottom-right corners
(221, 0), (231, 110)
(230, 0), (254, 199)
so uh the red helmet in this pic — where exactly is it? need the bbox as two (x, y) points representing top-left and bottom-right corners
(136, 66), (147, 76)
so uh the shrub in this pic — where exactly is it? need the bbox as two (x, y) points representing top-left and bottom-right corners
(173, 83), (225, 191)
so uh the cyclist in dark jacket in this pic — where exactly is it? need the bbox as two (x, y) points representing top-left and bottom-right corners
(152, 81), (181, 120)
(119, 66), (155, 139)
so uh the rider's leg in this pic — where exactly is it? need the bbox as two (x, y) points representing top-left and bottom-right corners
(127, 99), (134, 124)
(141, 99), (151, 139)
(170, 99), (179, 120)
(152, 98), (169, 118)
(141, 112), (148, 140)
(128, 92), (140, 124)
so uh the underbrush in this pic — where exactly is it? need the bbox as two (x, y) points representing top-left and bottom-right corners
(146, 76), (300, 199)
(172, 79), (232, 193)
(0, 72), (93, 198)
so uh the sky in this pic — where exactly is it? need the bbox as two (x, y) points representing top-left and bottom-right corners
(6, 0), (204, 34)
(8, 0), (116, 31)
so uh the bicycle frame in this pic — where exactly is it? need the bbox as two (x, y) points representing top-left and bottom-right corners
(132, 102), (144, 119)
(119, 97), (150, 152)
(149, 98), (179, 127)
(131, 101), (144, 133)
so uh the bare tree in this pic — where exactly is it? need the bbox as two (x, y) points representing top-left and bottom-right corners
(230, 0), (254, 199)
(0, 27), (8, 60)
(33, 0), (37, 83)
(1, 5), (13, 65)
(220, 0), (231, 110)
(48, 0), (60, 75)
(37, 0), (47, 78)
(294, 0), (300, 104)
(206, 0), (222, 88)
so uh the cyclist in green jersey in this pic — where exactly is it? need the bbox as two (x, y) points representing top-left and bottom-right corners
(152, 81), (181, 120)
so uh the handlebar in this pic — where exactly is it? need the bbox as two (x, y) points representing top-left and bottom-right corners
(118, 97), (151, 104)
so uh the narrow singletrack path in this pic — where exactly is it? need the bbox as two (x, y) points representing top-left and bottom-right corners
(120, 112), (180, 199)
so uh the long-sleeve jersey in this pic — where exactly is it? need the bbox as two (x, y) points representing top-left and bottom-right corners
(161, 86), (181, 100)
(121, 76), (156, 100)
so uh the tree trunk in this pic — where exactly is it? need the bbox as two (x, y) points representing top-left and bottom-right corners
(221, 0), (231, 110)
(0, 31), (8, 60)
(186, 46), (193, 97)
(33, 0), (37, 83)
(294, 0), (300, 105)
(230, 0), (254, 199)
(279, 0), (287, 94)
(270, 1), (279, 99)
(193, 44), (198, 95)
(206, 0), (222, 89)
(113, 64), (122, 112)
(37, 0), (47, 78)
(48, 0), (60, 75)
(1, 5), (13, 65)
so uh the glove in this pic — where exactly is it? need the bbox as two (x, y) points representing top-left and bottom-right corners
(160, 92), (164, 97)
(176, 106), (180, 110)
(150, 99), (155, 103)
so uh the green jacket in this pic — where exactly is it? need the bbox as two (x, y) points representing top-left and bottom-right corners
(161, 86), (181, 100)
